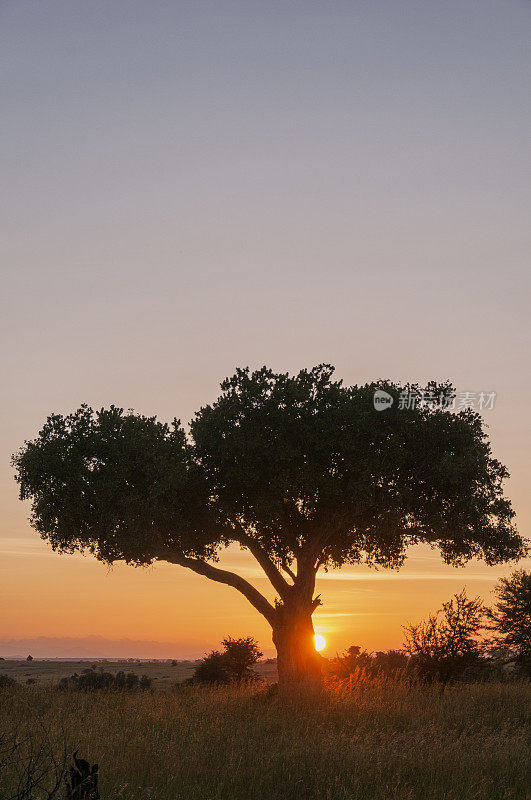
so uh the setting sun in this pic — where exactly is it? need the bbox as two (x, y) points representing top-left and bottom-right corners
(314, 633), (326, 652)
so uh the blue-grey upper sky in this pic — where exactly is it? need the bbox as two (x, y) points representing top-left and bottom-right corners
(1, 1), (529, 653)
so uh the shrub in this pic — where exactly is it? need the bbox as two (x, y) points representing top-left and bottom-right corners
(58, 669), (152, 691)
(488, 570), (531, 677)
(327, 646), (410, 681)
(191, 636), (263, 684)
(192, 650), (232, 684)
(222, 636), (263, 681)
(403, 589), (489, 686)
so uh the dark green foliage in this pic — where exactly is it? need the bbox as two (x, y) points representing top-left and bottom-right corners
(488, 570), (531, 676)
(403, 590), (489, 685)
(191, 651), (232, 684)
(222, 636), (263, 681)
(58, 669), (152, 691)
(192, 637), (263, 684)
(0, 674), (17, 689)
(189, 367), (523, 569)
(12, 404), (216, 566)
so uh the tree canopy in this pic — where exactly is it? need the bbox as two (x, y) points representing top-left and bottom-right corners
(488, 570), (531, 663)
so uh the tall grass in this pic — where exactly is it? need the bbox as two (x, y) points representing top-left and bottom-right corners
(0, 677), (529, 800)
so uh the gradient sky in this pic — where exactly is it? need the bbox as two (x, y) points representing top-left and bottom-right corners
(1, 0), (530, 658)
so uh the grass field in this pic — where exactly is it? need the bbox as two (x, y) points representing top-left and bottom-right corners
(0, 658), (278, 688)
(0, 677), (529, 800)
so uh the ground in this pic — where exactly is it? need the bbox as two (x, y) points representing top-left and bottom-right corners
(0, 674), (528, 800)
(0, 658), (278, 687)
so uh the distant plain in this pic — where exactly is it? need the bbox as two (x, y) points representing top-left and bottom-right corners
(0, 658), (278, 688)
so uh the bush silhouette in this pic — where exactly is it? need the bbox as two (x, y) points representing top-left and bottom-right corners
(58, 669), (152, 691)
(192, 650), (232, 684)
(191, 637), (263, 684)
(65, 750), (100, 800)
(403, 589), (489, 686)
(328, 646), (409, 680)
(488, 570), (531, 677)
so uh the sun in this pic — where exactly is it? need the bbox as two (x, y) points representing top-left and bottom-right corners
(314, 633), (326, 652)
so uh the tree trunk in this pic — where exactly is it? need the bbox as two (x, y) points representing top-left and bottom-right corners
(272, 605), (323, 689)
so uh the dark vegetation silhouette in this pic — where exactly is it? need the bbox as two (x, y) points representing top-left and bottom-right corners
(12, 366), (526, 687)
(403, 589), (489, 688)
(191, 636), (262, 684)
(487, 569), (531, 676)
(328, 578), (531, 688)
(0, 728), (70, 800)
(65, 751), (100, 800)
(0, 728), (99, 800)
(58, 669), (152, 692)
(328, 646), (409, 681)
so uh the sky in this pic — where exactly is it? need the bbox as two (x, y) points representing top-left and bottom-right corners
(1, 0), (530, 658)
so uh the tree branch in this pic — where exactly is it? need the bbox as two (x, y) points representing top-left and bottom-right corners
(281, 563), (296, 582)
(237, 534), (292, 599)
(311, 594), (322, 612)
(166, 553), (277, 626)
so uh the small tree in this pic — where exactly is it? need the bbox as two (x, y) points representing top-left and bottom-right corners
(12, 366), (526, 688)
(192, 636), (262, 684)
(403, 589), (488, 686)
(222, 636), (263, 681)
(192, 650), (231, 684)
(488, 570), (531, 676)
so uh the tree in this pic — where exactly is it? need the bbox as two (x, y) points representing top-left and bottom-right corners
(192, 650), (232, 684)
(222, 636), (263, 681)
(12, 366), (526, 688)
(488, 570), (531, 675)
(403, 589), (488, 686)
(192, 636), (263, 684)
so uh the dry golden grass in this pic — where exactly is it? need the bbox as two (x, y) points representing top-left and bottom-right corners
(0, 677), (529, 800)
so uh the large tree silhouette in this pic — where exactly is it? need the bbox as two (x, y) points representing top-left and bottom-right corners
(12, 366), (525, 686)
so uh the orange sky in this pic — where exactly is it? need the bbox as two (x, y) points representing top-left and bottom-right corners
(1, 516), (529, 658)
(1, 1), (530, 659)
